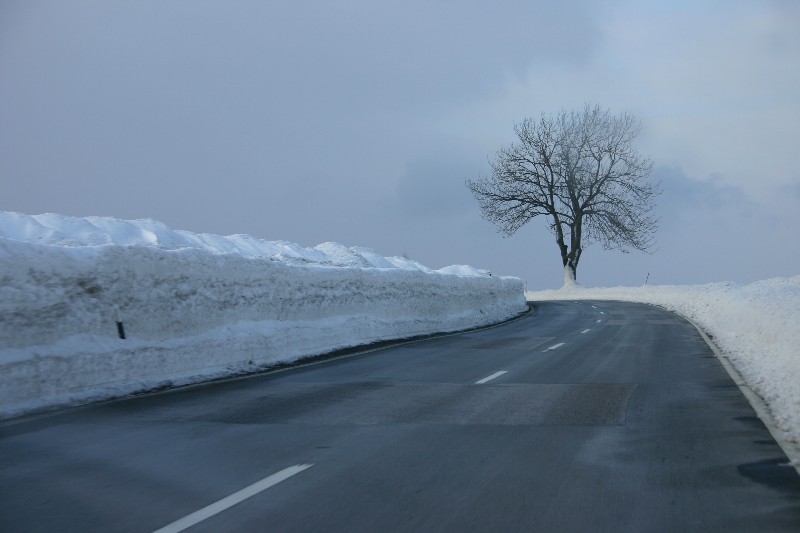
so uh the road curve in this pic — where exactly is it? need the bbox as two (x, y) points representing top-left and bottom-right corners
(1, 300), (799, 531)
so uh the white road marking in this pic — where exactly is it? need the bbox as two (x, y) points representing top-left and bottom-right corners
(600, 312), (605, 315)
(580, 329), (591, 334)
(152, 464), (314, 533)
(544, 342), (565, 351)
(475, 370), (508, 384)
(591, 305), (597, 309)
(596, 320), (602, 323)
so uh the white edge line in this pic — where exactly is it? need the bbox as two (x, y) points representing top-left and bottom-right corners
(543, 342), (565, 352)
(475, 370), (508, 384)
(153, 464), (314, 533)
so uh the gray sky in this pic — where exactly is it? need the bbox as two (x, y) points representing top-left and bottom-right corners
(2, 0), (798, 289)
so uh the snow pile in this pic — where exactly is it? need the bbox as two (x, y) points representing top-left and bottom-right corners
(527, 279), (800, 444)
(0, 212), (452, 271)
(0, 212), (527, 416)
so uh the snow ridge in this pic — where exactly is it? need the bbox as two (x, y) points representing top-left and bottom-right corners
(0, 212), (495, 274)
(0, 212), (526, 416)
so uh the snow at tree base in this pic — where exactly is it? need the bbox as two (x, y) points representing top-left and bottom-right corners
(0, 211), (527, 416)
(528, 280), (800, 454)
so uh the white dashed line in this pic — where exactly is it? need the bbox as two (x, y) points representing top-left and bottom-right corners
(580, 329), (591, 334)
(596, 319), (602, 323)
(152, 464), (314, 533)
(544, 342), (565, 351)
(475, 371), (508, 384)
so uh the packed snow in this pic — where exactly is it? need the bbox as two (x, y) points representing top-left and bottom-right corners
(528, 279), (800, 448)
(0, 212), (527, 417)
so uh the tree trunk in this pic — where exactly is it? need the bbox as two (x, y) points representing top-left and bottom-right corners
(553, 215), (580, 287)
(554, 220), (570, 275)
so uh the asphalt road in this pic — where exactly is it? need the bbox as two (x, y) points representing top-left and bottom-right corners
(1, 301), (799, 532)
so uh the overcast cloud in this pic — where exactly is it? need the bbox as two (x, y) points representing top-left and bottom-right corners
(1, 0), (798, 289)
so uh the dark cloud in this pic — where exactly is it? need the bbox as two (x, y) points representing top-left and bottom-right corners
(654, 165), (752, 212)
(0, 0), (603, 241)
(778, 180), (800, 199)
(392, 147), (482, 219)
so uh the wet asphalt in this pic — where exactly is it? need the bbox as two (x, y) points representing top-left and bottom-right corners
(1, 300), (798, 532)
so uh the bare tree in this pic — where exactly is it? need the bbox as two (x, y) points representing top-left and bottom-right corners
(467, 104), (659, 284)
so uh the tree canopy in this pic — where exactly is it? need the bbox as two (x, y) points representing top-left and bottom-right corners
(467, 104), (660, 283)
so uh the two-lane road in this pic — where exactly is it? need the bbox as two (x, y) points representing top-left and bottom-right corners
(1, 301), (799, 531)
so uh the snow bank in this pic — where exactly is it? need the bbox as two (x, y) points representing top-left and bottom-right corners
(0, 212), (526, 416)
(527, 279), (800, 445)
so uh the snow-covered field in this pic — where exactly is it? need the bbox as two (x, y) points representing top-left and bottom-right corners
(0, 212), (527, 417)
(528, 279), (800, 449)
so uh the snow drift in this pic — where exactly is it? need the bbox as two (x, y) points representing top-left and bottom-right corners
(527, 279), (800, 447)
(0, 212), (527, 416)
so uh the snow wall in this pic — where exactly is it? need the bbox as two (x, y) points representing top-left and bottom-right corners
(0, 213), (527, 416)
